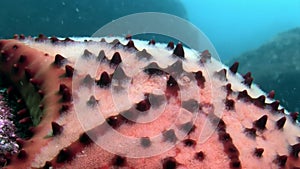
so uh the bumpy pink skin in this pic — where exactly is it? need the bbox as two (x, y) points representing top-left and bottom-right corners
(0, 38), (73, 169)
(0, 35), (299, 169)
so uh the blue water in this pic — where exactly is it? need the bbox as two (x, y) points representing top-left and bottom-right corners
(183, 0), (300, 60)
(0, 0), (299, 60)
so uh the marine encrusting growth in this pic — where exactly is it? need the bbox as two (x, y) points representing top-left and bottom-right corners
(0, 34), (299, 168)
(0, 93), (19, 166)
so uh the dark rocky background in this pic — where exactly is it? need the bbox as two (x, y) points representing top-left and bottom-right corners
(227, 28), (300, 113)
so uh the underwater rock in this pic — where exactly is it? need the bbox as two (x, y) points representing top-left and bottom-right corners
(0, 35), (299, 168)
(228, 27), (300, 113)
(0, 94), (19, 166)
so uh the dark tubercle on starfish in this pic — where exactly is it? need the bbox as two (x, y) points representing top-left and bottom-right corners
(0, 34), (299, 169)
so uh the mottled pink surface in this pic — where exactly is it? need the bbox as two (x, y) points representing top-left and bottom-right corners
(0, 35), (299, 169)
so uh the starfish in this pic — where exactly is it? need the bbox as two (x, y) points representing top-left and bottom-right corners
(0, 34), (299, 168)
